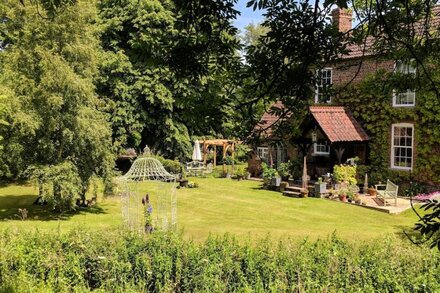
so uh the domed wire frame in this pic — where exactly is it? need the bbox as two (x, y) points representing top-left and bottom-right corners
(119, 156), (177, 233)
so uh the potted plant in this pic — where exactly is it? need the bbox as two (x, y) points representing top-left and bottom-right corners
(367, 187), (377, 197)
(262, 163), (278, 188)
(314, 177), (327, 195)
(179, 171), (189, 188)
(271, 171), (281, 187)
(338, 186), (348, 202)
(277, 163), (290, 181)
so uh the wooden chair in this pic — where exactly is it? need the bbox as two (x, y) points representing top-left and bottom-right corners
(375, 180), (398, 206)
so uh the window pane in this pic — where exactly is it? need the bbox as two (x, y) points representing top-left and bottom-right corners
(392, 124), (413, 169)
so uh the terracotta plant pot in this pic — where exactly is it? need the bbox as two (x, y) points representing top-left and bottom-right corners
(367, 188), (377, 197)
(338, 194), (347, 202)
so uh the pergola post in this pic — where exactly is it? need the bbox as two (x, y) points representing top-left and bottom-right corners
(203, 142), (207, 164)
(231, 143), (235, 175)
(213, 145), (217, 167)
(222, 143), (227, 175)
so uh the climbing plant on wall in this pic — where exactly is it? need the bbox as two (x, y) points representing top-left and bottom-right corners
(334, 66), (440, 186)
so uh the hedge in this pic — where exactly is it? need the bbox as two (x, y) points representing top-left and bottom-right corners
(0, 230), (439, 292)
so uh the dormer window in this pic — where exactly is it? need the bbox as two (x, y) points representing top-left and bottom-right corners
(393, 60), (416, 107)
(315, 68), (332, 104)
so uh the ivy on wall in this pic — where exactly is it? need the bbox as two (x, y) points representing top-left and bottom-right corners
(334, 68), (440, 187)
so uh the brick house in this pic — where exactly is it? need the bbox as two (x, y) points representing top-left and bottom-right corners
(248, 8), (440, 186)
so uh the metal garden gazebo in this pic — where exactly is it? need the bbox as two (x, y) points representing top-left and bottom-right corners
(119, 150), (177, 233)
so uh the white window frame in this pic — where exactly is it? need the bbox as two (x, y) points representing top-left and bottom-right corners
(391, 123), (414, 171)
(393, 60), (416, 107)
(315, 68), (332, 104)
(313, 142), (330, 156)
(392, 90), (416, 107)
(257, 147), (269, 160)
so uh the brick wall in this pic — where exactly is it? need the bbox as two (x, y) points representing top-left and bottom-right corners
(332, 58), (394, 86)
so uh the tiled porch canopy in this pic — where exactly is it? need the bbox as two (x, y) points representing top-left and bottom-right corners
(310, 106), (369, 142)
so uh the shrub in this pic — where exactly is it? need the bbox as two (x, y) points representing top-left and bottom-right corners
(235, 144), (251, 163)
(28, 162), (82, 211)
(288, 157), (303, 180)
(0, 230), (439, 292)
(153, 155), (182, 175)
(223, 156), (235, 165)
(333, 164), (357, 185)
(403, 181), (427, 197)
(277, 162), (290, 180)
(235, 165), (246, 178)
(261, 162), (278, 185)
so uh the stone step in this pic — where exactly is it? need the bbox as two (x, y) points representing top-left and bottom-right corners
(285, 186), (303, 192)
(283, 190), (302, 198)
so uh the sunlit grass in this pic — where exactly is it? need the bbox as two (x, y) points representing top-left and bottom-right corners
(0, 178), (420, 241)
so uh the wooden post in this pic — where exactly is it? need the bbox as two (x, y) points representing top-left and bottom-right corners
(203, 142), (207, 164)
(213, 145), (217, 167)
(231, 143), (235, 175)
(335, 146), (345, 164)
(222, 143), (227, 175)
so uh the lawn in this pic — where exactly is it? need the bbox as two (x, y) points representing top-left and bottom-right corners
(0, 178), (420, 241)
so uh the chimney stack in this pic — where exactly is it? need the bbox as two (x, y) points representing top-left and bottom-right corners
(331, 8), (352, 33)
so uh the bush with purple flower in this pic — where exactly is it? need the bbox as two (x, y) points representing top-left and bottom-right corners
(413, 191), (440, 202)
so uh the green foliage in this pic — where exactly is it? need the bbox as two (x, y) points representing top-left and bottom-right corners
(244, 0), (348, 137)
(0, 230), (439, 291)
(29, 162), (81, 211)
(413, 200), (440, 250)
(0, 0), (114, 197)
(261, 162), (278, 185)
(0, 91), (9, 158)
(334, 68), (440, 185)
(235, 165), (246, 178)
(223, 156), (235, 165)
(403, 182), (426, 197)
(333, 165), (357, 185)
(241, 22), (269, 47)
(234, 144), (251, 163)
(276, 162), (290, 180)
(152, 155), (182, 175)
(97, 0), (242, 160)
(288, 157), (303, 180)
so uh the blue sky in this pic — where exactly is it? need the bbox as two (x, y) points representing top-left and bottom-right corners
(234, 0), (265, 32)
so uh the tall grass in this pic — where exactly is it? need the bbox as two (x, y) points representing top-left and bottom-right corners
(0, 230), (438, 292)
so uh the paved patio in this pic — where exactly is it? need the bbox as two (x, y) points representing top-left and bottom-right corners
(333, 195), (414, 214)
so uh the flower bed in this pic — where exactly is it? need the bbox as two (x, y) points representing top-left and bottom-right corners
(413, 191), (440, 202)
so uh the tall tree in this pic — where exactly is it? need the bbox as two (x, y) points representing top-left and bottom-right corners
(97, 0), (242, 160)
(0, 0), (114, 209)
(241, 22), (269, 47)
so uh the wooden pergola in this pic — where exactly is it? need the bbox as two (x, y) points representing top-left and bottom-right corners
(200, 139), (237, 175)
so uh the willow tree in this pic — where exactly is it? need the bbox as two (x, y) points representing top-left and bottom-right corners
(0, 0), (114, 210)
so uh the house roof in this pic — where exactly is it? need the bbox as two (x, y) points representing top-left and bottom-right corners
(310, 106), (369, 142)
(253, 101), (286, 138)
(342, 6), (440, 59)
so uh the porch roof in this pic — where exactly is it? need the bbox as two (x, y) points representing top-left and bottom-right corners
(310, 106), (369, 142)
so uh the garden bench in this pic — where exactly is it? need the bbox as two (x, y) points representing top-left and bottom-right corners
(186, 161), (206, 176)
(375, 180), (398, 206)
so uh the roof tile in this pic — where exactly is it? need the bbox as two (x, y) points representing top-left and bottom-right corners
(310, 106), (369, 142)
